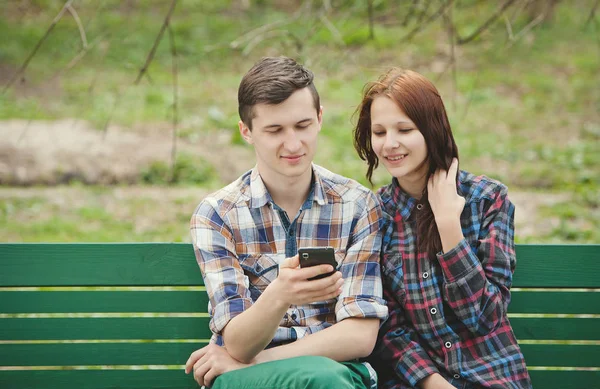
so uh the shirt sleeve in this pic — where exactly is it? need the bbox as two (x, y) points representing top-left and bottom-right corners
(190, 198), (253, 335)
(371, 271), (440, 387)
(436, 185), (516, 336)
(335, 191), (389, 322)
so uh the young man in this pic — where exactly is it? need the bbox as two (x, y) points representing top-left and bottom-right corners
(186, 56), (388, 389)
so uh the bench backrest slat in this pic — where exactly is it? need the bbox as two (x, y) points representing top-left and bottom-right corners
(1, 371), (197, 389)
(0, 244), (203, 286)
(0, 290), (209, 313)
(512, 245), (600, 288)
(1, 243), (599, 389)
(2, 342), (207, 366)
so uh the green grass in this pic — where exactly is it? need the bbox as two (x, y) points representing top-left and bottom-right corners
(0, 1), (598, 242)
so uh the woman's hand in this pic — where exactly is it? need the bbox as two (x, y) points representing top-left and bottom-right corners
(427, 158), (465, 225)
(427, 158), (465, 252)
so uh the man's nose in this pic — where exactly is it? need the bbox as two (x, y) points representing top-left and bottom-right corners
(284, 130), (302, 152)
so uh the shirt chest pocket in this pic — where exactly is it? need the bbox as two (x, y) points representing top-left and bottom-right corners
(238, 253), (283, 293)
(381, 251), (407, 299)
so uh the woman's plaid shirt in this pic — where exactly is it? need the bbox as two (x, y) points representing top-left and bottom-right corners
(370, 170), (531, 389)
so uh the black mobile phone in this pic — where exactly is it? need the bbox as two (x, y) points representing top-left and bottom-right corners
(298, 247), (337, 280)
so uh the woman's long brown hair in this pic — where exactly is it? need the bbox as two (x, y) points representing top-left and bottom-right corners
(353, 68), (459, 259)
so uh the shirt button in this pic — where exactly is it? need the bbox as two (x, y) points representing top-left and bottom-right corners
(453, 374), (461, 379)
(430, 307), (437, 315)
(291, 313), (297, 320)
(416, 203), (423, 210)
(444, 341), (452, 349)
(422, 272), (429, 279)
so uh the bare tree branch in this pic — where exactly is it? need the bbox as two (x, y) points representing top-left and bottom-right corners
(367, 0), (375, 40)
(230, 1), (308, 51)
(506, 12), (545, 48)
(444, 1), (457, 111)
(403, 0), (454, 42)
(403, 0), (419, 27)
(457, 0), (517, 45)
(2, 0), (74, 94)
(50, 33), (109, 80)
(134, 0), (178, 85)
(230, 20), (288, 49)
(66, 3), (88, 49)
(318, 13), (345, 46)
(416, 0), (432, 25)
(585, 0), (599, 28)
(242, 29), (304, 56)
(460, 69), (481, 123)
(168, 23), (179, 184)
(503, 14), (514, 41)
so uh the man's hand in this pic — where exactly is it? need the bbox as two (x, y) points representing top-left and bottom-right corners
(419, 373), (456, 389)
(266, 255), (343, 306)
(185, 344), (249, 387)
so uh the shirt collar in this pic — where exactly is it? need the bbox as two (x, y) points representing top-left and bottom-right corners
(389, 177), (419, 219)
(382, 171), (468, 218)
(247, 164), (327, 209)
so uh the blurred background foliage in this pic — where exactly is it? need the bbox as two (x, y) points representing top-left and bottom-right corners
(0, 0), (598, 243)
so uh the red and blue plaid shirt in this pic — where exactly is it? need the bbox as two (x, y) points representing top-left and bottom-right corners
(370, 170), (531, 389)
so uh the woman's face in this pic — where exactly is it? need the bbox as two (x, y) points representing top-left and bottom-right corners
(370, 95), (429, 190)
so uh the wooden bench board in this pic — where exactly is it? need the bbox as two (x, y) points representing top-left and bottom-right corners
(1, 243), (599, 389)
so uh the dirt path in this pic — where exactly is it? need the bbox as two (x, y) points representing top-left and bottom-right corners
(0, 119), (254, 185)
(0, 119), (571, 242)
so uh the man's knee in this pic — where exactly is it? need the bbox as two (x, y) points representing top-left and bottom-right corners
(211, 356), (366, 389)
(292, 356), (358, 389)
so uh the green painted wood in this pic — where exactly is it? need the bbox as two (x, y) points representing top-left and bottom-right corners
(3, 342), (597, 369)
(0, 370), (198, 389)
(513, 245), (600, 288)
(0, 291), (209, 313)
(529, 370), (600, 389)
(2, 243), (598, 287)
(509, 291), (600, 314)
(0, 368), (598, 389)
(511, 317), (600, 340)
(0, 318), (212, 340)
(0, 342), (209, 366)
(0, 244), (203, 286)
(520, 344), (600, 367)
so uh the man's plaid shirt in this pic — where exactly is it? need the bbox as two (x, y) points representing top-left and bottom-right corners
(190, 164), (388, 387)
(370, 170), (531, 389)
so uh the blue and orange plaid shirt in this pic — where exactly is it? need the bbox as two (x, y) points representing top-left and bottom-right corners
(370, 170), (531, 389)
(190, 164), (388, 387)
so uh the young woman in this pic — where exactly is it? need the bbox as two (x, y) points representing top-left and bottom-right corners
(353, 68), (532, 389)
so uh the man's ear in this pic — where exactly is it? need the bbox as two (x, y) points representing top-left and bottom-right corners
(238, 120), (253, 144)
(317, 105), (324, 131)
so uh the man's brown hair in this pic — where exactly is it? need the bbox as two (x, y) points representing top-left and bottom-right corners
(238, 56), (320, 130)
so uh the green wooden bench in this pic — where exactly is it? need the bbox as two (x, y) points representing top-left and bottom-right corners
(0, 244), (598, 389)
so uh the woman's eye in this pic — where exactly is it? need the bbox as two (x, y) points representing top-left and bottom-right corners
(399, 128), (412, 133)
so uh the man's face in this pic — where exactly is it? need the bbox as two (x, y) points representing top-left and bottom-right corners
(239, 88), (322, 185)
